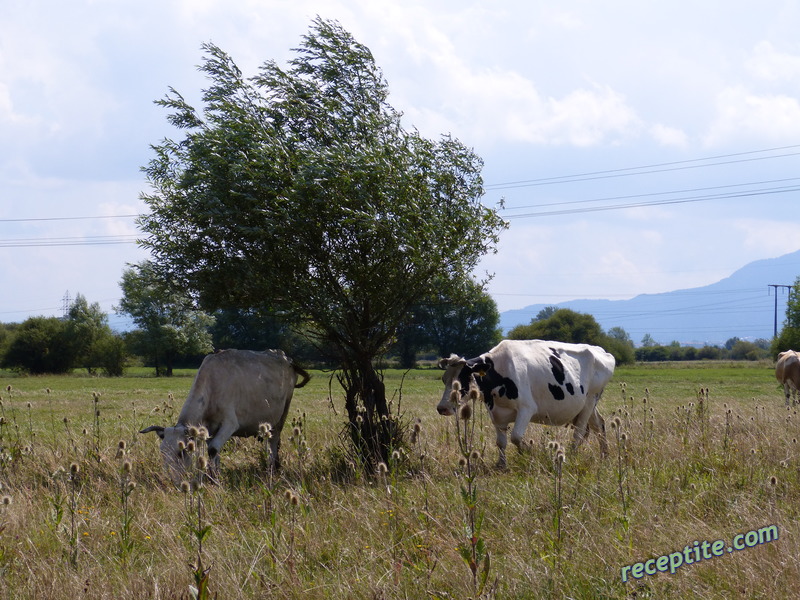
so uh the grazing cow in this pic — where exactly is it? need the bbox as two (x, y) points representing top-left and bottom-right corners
(437, 339), (615, 467)
(140, 349), (310, 483)
(776, 350), (800, 406)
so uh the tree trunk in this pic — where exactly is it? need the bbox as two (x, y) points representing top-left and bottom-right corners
(340, 357), (399, 468)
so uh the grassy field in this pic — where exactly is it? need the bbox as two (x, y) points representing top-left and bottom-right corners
(0, 361), (798, 599)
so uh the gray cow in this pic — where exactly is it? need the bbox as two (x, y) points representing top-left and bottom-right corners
(140, 349), (310, 483)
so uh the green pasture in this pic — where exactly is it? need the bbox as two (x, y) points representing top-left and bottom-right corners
(0, 361), (797, 599)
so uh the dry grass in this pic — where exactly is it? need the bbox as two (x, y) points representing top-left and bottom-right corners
(0, 362), (798, 599)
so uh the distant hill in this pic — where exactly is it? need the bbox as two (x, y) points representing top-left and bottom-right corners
(499, 250), (800, 346)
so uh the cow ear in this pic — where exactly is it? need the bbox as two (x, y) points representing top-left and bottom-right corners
(465, 357), (488, 378)
(438, 354), (465, 369)
(139, 425), (165, 440)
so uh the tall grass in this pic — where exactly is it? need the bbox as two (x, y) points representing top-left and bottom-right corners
(0, 362), (798, 598)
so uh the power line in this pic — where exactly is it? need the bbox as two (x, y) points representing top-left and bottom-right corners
(0, 235), (138, 248)
(485, 144), (800, 190)
(0, 214), (138, 223)
(502, 183), (800, 219)
(501, 177), (800, 213)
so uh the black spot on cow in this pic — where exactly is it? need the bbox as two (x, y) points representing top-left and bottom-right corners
(459, 356), (519, 410)
(580, 384), (585, 395)
(549, 355), (565, 385)
(548, 383), (565, 401)
(549, 347), (561, 357)
(566, 382), (575, 395)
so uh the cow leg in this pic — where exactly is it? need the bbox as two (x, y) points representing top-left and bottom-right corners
(495, 425), (509, 469)
(206, 420), (238, 481)
(588, 409), (609, 457)
(509, 405), (535, 452)
(268, 433), (281, 472)
(571, 408), (593, 450)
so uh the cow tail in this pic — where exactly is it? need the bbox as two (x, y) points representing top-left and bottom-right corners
(293, 365), (311, 388)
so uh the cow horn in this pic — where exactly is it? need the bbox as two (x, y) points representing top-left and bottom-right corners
(139, 425), (166, 439)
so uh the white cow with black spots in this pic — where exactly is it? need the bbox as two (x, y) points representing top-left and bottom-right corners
(437, 339), (615, 467)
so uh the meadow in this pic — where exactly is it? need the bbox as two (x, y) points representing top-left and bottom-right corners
(0, 361), (798, 599)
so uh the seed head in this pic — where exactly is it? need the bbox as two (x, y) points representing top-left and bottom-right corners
(470, 450), (481, 461)
(127, 481), (137, 492)
(197, 427), (209, 441)
(458, 456), (467, 468)
(413, 421), (422, 434)
(377, 462), (388, 475)
(186, 441), (196, 453)
(180, 481), (191, 494)
(188, 426), (199, 439)
(197, 456), (208, 470)
(555, 450), (566, 466)
(292, 427), (301, 438)
(769, 475), (778, 487)
(122, 460), (132, 474)
(290, 493), (300, 507)
(391, 450), (401, 462)
(449, 390), (459, 405)
(458, 402), (472, 421)
(118, 440), (127, 451)
(177, 441), (186, 451)
(70, 462), (80, 476)
(1, 495), (10, 506)
(468, 386), (480, 401)
(451, 380), (461, 392)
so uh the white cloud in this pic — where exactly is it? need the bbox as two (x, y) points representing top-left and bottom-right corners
(745, 41), (800, 83)
(703, 86), (800, 145)
(649, 123), (689, 148)
(732, 217), (800, 257)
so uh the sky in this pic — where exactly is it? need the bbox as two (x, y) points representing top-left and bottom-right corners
(2, 0), (800, 336)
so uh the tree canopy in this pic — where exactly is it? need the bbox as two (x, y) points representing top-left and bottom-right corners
(508, 308), (635, 365)
(117, 262), (215, 376)
(138, 18), (506, 462)
(773, 276), (800, 356)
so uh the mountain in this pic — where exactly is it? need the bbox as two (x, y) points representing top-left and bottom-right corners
(499, 250), (800, 346)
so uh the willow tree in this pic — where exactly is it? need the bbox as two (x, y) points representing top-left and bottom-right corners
(139, 18), (505, 465)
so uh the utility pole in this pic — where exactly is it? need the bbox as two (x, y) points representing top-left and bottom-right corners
(61, 290), (72, 319)
(768, 284), (793, 338)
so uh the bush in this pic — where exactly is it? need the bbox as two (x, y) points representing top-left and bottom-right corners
(1, 317), (74, 374)
(89, 334), (127, 376)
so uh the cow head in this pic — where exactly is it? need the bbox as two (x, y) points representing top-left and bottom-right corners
(139, 425), (193, 485)
(436, 354), (490, 415)
(437, 353), (519, 415)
